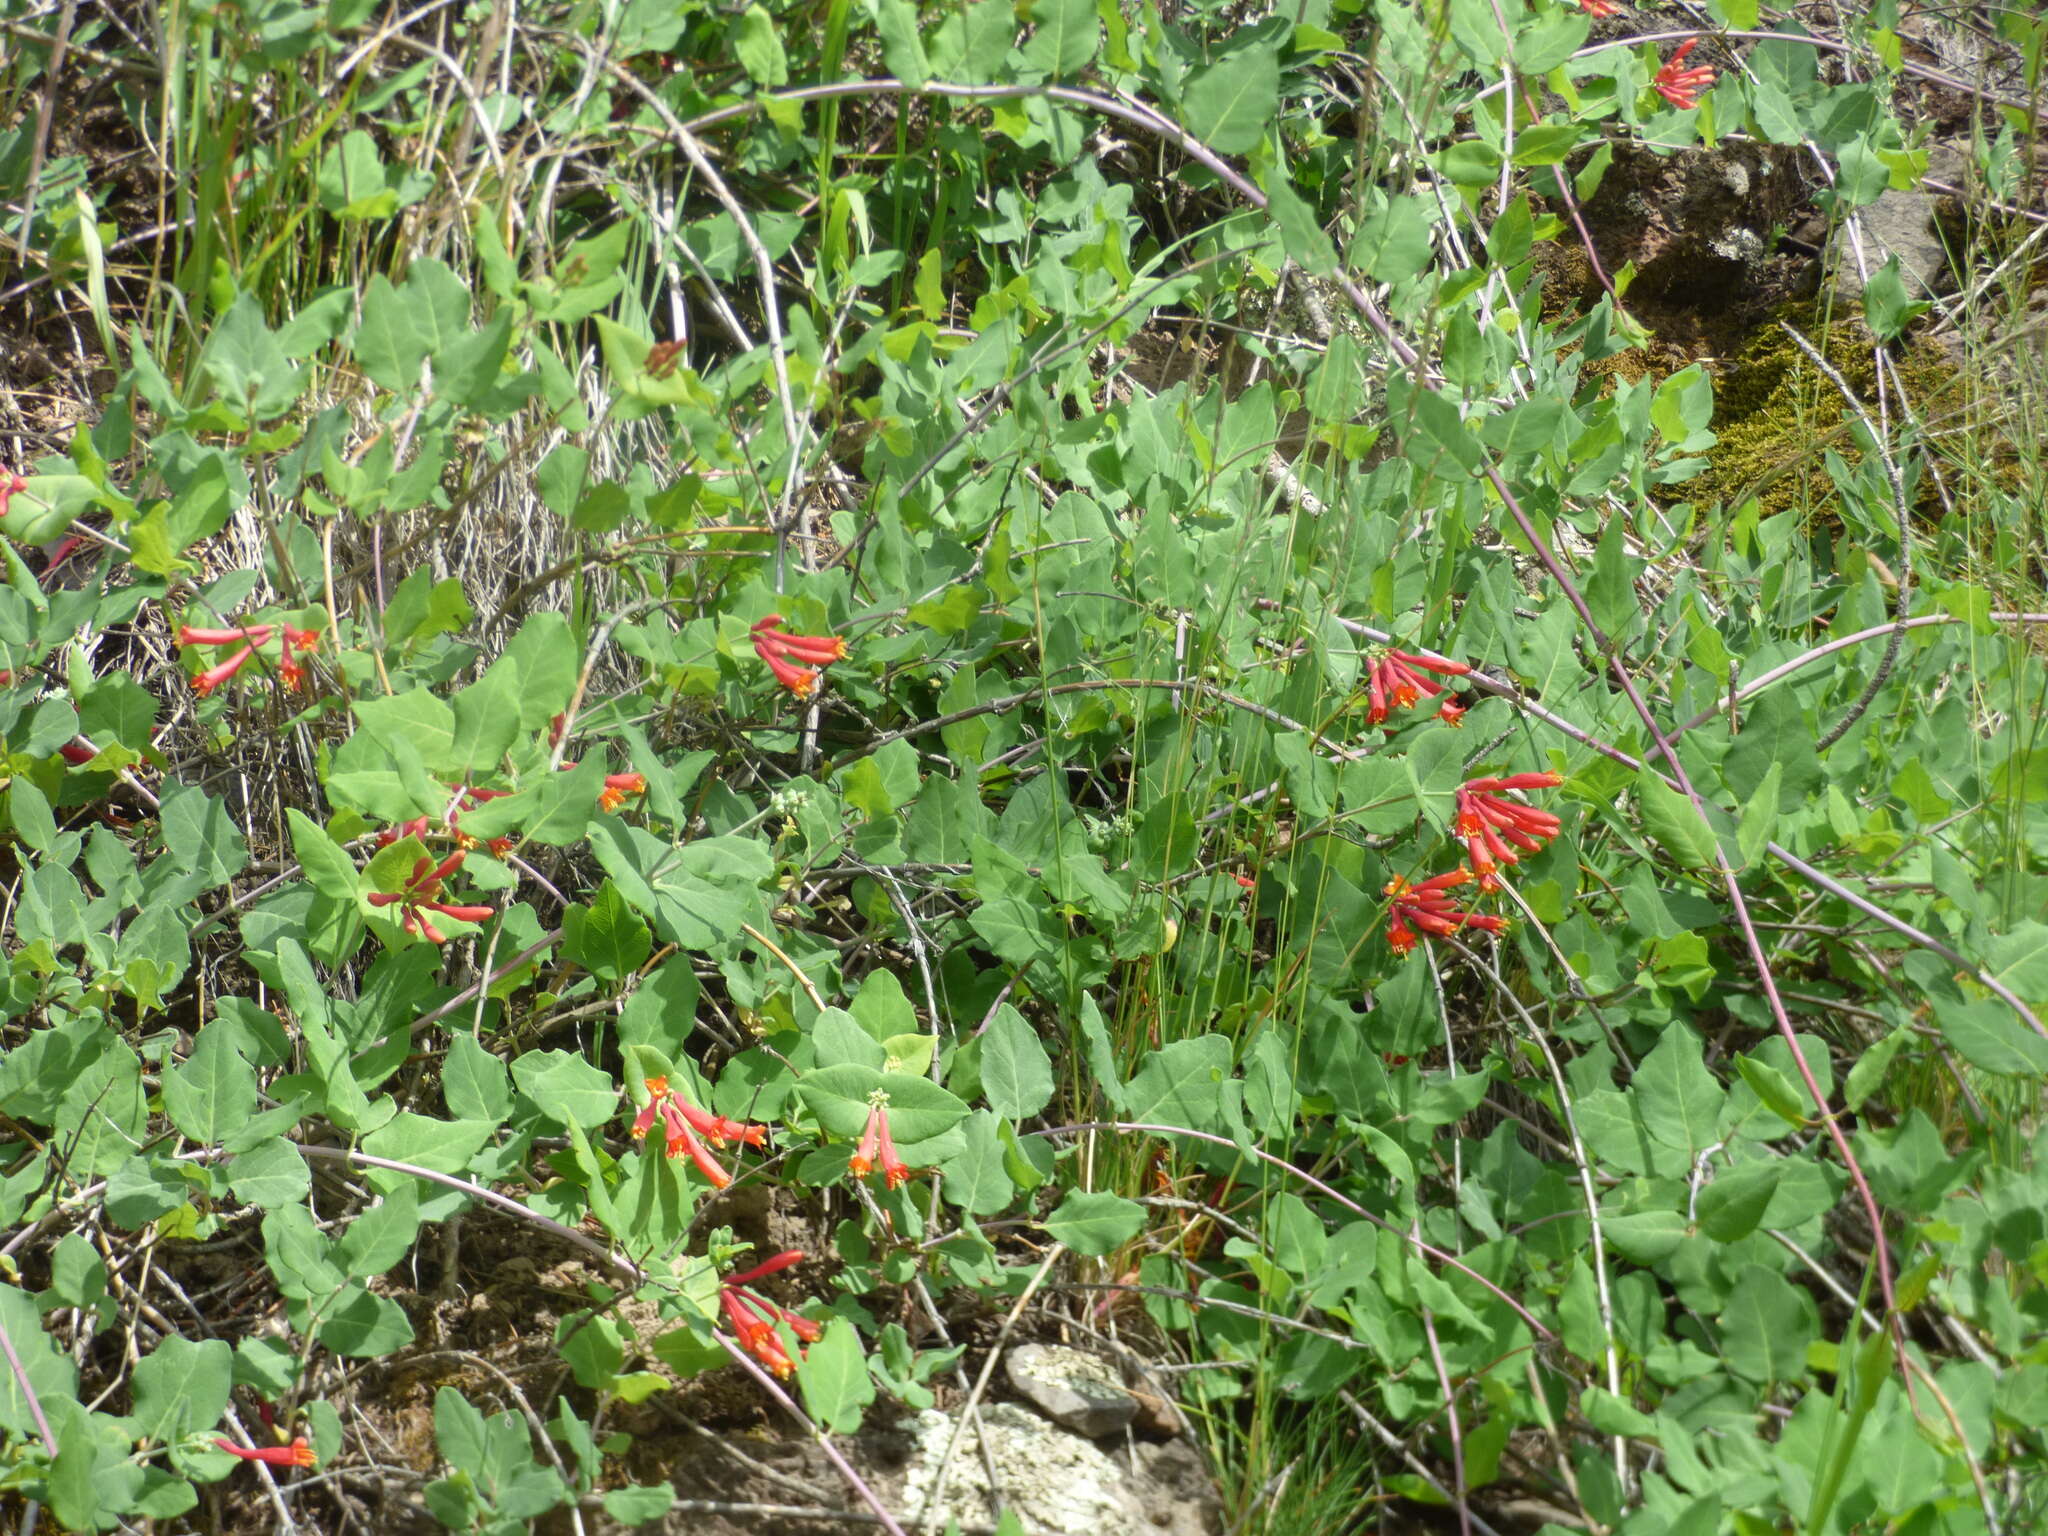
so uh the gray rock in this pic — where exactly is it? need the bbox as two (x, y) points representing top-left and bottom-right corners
(887, 1403), (1218, 1536)
(1835, 190), (1953, 301)
(1005, 1342), (1139, 1438)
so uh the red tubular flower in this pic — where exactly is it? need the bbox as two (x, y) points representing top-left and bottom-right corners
(875, 1105), (911, 1189)
(1364, 647), (1470, 725)
(179, 624), (274, 647)
(1438, 698), (1468, 727)
(0, 468), (26, 518)
(369, 846), (493, 942)
(720, 1288), (797, 1377)
(278, 637), (305, 691)
(672, 1092), (769, 1148)
(849, 1097), (914, 1188)
(721, 1251), (823, 1345)
(215, 1437), (317, 1469)
(751, 615), (846, 696)
(192, 642), (258, 697)
(421, 903), (495, 924)
(630, 1076), (670, 1139)
(1579, 0), (1619, 14)
(723, 1250), (806, 1288)
(1455, 772), (1565, 889)
(627, 1078), (759, 1185)
(1385, 868), (1508, 954)
(762, 649), (819, 699)
(660, 1102), (732, 1188)
(375, 816), (432, 849)
(599, 772), (647, 813)
(629, 1075), (769, 1149)
(849, 1102), (882, 1178)
(59, 738), (97, 765)
(1653, 39), (1716, 110)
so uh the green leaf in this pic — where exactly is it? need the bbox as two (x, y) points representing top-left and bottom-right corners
(796, 1066), (969, 1143)
(980, 1005), (1054, 1119)
(1635, 773), (1720, 871)
(1264, 178), (1336, 275)
(198, 292), (306, 420)
(1122, 1035), (1233, 1133)
(1390, 375), (1483, 471)
(228, 1138), (312, 1209)
(1733, 1052), (1806, 1129)
(352, 259), (472, 393)
(160, 782), (250, 889)
(1349, 195), (1434, 281)
(936, 1110), (1016, 1215)
(1584, 512), (1640, 640)
(604, 1486), (676, 1524)
(733, 4), (790, 85)
(0, 1284), (78, 1437)
(1735, 760), (1781, 870)
(839, 737), (919, 817)
(1718, 1265), (1814, 1383)
(317, 129), (400, 218)
(512, 1050), (618, 1129)
(1019, 0), (1097, 77)
(161, 1023), (257, 1144)
(1650, 364), (1716, 451)
(1862, 256), (1931, 342)
(1182, 44), (1279, 154)
(797, 1317), (875, 1434)
(129, 1336), (232, 1444)
(288, 809), (360, 903)
(968, 897), (1060, 967)
(320, 1286), (415, 1356)
(562, 881), (653, 982)
(336, 1183), (421, 1279)
(1987, 921), (2048, 1002)
(444, 1033), (512, 1122)
(451, 653), (524, 775)
(1580, 1386), (1655, 1437)
(1635, 1026), (1724, 1159)
(1940, 1002), (2048, 1077)
(1602, 1208), (1689, 1264)
(1844, 1026), (1910, 1111)
(354, 690), (461, 776)
(1696, 1159), (1781, 1241)
(871, 0), (931, 86)
(1044, 1189), (1145, 1256)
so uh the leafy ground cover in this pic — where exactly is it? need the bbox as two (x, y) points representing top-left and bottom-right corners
(2, 0), (2047, 1531)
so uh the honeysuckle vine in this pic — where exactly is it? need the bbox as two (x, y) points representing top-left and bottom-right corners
(8, 6), (2044, 1532)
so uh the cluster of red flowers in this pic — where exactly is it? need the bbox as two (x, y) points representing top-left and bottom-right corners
(371, 764), (647, 862)
(1385, 869), (1507, 955)
(180, 622), (320, 696)
(1365, 646), (1470, 727)
(1386, 771), (1567, 954)
(365, 847), (495, 944)
(849, 1095), (915, 1189)
(630, 1076), (769, 1189)
(1457, 771), (1565, 890)
(1653, 39), (1716, 110)
(719, 1250), (822, 1378)
(751, 615), (847, 699)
